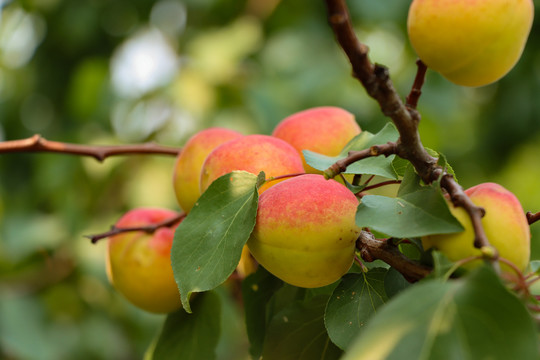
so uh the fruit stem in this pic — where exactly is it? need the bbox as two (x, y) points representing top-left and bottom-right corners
(362, 180), (401, 192)
(264, 172), (306, 184)
(442, 256), (482, 282)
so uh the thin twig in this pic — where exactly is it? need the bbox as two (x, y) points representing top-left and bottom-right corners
(265, 172), (306, 183)
(324, 142), (398, 179)
(0, 134), (181, 162)
(86, 212), (186, 243)
(405, 59), (428, 110)
(363, 180), (401, 192)
(527, 211), (540, 225)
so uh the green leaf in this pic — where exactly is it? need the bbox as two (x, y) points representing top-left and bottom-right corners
(425, 147), (457, 182)
(356, 167), (463, 238)
(303, 122), (400, 179)
(171, 171), (260, 312)
(529, 260), (540, 274)
(325, 268), (388, 350)
(151, 291), (221, 360)
(262, 295), (342, 360)
(242, 267), (283, 359)
(384, 267), (410, 299)
(342, 266), (540, 360)
(429, 250), (460, 280)
(341, 179), (367, 194)
(391, 155), (409, 178)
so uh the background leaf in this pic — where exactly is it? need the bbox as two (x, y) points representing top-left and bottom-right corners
(261, 295), (342, 360)
(171, 171), (259, 312)
(342, 267), (540, 360)
(304, 123), (400, 179)
(325, 268), (388, 350)
(151, 291), (221, 360)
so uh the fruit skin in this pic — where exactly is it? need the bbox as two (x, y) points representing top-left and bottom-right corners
(200, 134), (305, 194)
(407, 0), (534, 87)
(106, 208), (182, 313)
(247, 174), (360, 288)
(173, 128), (242, 213)
(422, 183), (530, 272)
(272, 106), (361, 174)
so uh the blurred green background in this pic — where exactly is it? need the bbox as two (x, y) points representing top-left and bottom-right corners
(1, 0), (540, 358)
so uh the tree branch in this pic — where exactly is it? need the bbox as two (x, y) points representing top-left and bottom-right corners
(0, 134), (180, 162)
(324, 0), (494, 259)
(357, 230), (431, 282)
(86, 212), (186, 243)
(527, 211), (540, 225)
(405, 59), (428, 110)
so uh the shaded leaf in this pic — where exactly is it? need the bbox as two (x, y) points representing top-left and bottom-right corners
(304, 123), (400, 179)
(325, 268), (388, 350)
(171, 171), (260, 312)
(242, 267), (283, 359)
(262, 295), (342, 360)
(152, 291), (221, 360)
(384, 267), (410, 299)
(343, 267), (539, 360)
(429, 250), (458, 280)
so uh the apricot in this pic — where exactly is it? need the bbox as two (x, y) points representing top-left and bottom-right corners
(173, 127), (242, 213)
(106, 208), (182, 313)
(407, 0), (534, 87)
(422, 183), (530, 272)
(272, 106), (361, 174)
(199, 134), (305, 194)
(247, 174), (360, 288)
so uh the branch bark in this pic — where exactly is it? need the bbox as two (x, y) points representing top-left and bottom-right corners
(357, 231), (431, 282)
(527, 211), (540, 225)
(87, 213), (186, 243)
(0, 134), (180, 162)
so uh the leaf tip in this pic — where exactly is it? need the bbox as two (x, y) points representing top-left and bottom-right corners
(180, 291), (193, 314)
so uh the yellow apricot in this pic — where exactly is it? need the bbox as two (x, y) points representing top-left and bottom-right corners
(173, 128), (241, 213)
(407, 0), (534, 87)
(422, 183), (530, 272)
(106, 208), (182, 313)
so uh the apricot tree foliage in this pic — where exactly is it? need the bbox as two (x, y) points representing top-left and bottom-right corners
(2, 0), (540, 359)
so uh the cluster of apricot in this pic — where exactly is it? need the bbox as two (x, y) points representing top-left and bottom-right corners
(106, 106), (363, 313)
(105, 105), (531, 314)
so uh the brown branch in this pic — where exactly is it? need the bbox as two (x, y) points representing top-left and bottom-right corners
(324, 0), (494, 258)
(405, 59), (428, 110)
(87, 212), (186, 243)
(324, 0), (436, 178)
(357, 230), (431, 282)
(324, 142), (398, 179)
(0, 134), (181, 162)
(527, 211), (540, 225)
